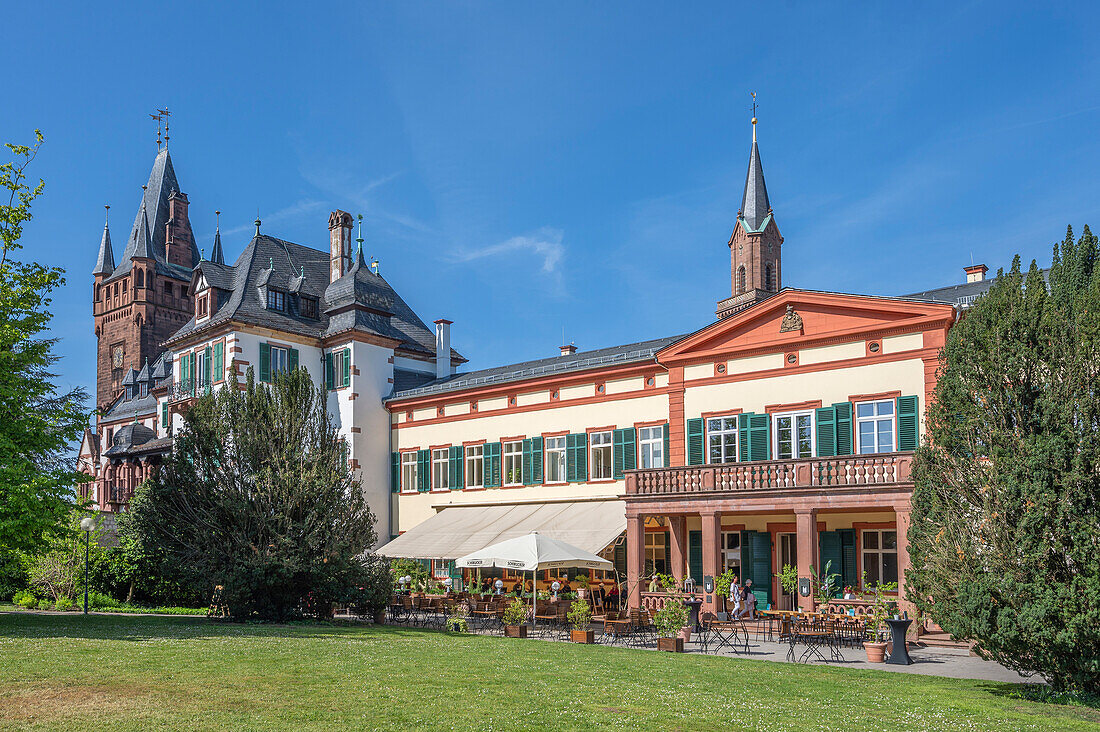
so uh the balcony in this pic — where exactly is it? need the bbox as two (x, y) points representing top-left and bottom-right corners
(167, 379), (212, 403)
(625, 452), (914, 497)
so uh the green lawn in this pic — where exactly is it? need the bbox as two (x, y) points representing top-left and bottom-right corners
(0, 611), (1095, 731)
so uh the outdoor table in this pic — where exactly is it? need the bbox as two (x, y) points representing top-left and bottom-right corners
(683, 598), (703, 632)
(885, 618), (913, 665)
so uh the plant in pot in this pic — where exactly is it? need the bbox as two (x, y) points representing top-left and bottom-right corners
(714, 569), (736, 609)
(862, 580), (899, 662)
(502, 598), (528, 638)
(567, 599), (594, 643)
(575, 574), (590, 599)
(445, 603), (470, 633)
(653, 600), (689, 652)
(809, 560), (840, 609)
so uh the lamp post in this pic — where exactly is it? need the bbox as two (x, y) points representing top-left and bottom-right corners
(79, 517), (95, 614)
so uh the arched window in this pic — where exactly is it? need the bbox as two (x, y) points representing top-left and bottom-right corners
(136, 269), (144, 288)
(765, 263), (775, 292)
(737, 265), (746, 294)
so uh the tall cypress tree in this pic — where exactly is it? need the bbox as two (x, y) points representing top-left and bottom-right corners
(910, 228), (1100, 693)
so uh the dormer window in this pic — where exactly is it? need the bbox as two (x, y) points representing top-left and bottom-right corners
(198, 296), (209, 318)
(300, 296), (318, 319)
(125, 385), (134, 400)
(267, 289), (286, 312)
(140, 382), (148, 398)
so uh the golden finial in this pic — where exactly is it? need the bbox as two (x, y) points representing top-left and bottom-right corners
(750, 91), (758, 143)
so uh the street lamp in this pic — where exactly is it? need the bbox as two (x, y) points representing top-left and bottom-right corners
(79, 517), (95, 614)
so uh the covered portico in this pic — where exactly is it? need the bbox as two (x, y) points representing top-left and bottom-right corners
(623, 453), (915, 617)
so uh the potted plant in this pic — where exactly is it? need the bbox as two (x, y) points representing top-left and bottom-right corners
(567, 599), (594, 643)
(714, 568), (736, 610)
(862, 580), (899, 662)
(809, 560), (840, 609)
(575, 574), (590, 599)
(502, 598), (528, 638)
(776, 563), (798, 608)
(653, 600), (689, 652)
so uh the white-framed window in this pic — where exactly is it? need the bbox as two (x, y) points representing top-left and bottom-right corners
(465, 445), (484, 488)
(722, 531), (742, 580)
(544, 436), (566, 483)
(196, 349), (208, 388)
(590, 431), (612, 480)
(270, 346), (290, 377)
(773, 411), (814, 460)
(502, 441), (523, 486)
(333, 349), (347, 385)
(639, 426), (664, 469)
(401, 452), (417, 493)
(861, 529), (898, 586)
(707, 416), (739, 464)
(432, 559), (451, 580)
(431, 448), (449, 491)
(644, 531), (667, 575)
(857, 400), (895, 454)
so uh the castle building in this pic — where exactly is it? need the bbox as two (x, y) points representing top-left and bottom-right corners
(81, 119), (982, 616)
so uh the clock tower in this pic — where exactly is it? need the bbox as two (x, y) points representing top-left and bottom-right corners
(92, 145), (198, 410)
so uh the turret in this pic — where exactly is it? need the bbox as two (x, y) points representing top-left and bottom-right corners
(329, 210), (353, 283)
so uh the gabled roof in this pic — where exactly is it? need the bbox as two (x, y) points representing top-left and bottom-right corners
(657, 288), (955, 365)
(121, 367), (138, 386)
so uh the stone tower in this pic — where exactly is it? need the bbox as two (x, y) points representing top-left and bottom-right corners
(92, 147), (199, 410)
(716, 116), (784, 320)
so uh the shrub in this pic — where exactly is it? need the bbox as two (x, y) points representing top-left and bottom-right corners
(13, 590), (36, 608)
(653, 600), (689, 638)
(54, 597), (74, 611)
(34, 598), (52, 610)
(567, 599), (591, 630)
(502, 598), (528, 626)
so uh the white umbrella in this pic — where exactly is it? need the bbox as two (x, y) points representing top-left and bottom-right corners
(456, 532), (613, 630)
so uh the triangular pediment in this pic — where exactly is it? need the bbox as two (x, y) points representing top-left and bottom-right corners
(659, 289), (954, 364)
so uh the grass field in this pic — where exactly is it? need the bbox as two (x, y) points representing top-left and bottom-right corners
(1, 611), (1096, 731)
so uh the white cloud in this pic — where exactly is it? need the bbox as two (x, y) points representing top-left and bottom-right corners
(450, 227), (564, 274)
(220, 199), (327, 237)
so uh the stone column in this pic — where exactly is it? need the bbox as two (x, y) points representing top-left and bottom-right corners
(795, 508), (818, 611)
(626, 513), (645, 609)
(895, 503), (914, 618)
(701, 510), (722, 614)
(668, 515), (687, 584)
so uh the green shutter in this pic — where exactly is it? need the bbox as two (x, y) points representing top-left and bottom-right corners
(416, 449), (430, 492)
(819, 531), (842, 598)
(739, 413), (771, 461)
(686, 418), (704, 465)
(289, 348), (299, 373)
(612, 428), (636, 478)
(259, 343), (271, 383)
(203, 346), (213, 388)
(212, 342), (224, 383)
(740, 530), (753, 586)
(484, 442), (502, 487)
(180, 352), (190, 386)
(840, 529), (858, 590)
(834, 402), (853, 455)
(566, 433), (587, 482)
(749, 531), (772, 606)
(662, 423), (670, 467)
(522, 437), (543, 485)
(390, 452), (400, 493)
(897, 395), (919, 451)
(325, 353), (335, 390)
(448, 446), (464, 490)
(161, 402), (169, 428)
(816, 406), (836, 457)
(688, 530), (703, 585)
(342, 347), (351, 387)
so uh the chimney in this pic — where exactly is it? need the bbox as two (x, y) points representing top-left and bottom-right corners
(560, 343), (578, 357)
(435, 319), (453, 379)
(964, 264), (988, 283)
(166, 190), (192, 268)
(328, 210), (353, 283)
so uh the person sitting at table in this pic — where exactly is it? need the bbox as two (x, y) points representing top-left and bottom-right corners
(742, 579), (758, 619)
(480, 578), (492, 594)
(511, 580), (523, 594)
(607, 584), (619, 609)
(648, 574), (660, 592)
(560, 579), (572, 593)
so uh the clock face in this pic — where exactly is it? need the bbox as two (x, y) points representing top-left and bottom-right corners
(112, 345), (124, 368)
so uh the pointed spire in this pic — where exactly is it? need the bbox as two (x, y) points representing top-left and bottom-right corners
(93, 205), (115, 276)
(739, 109), (771, 233)
(210, 210), (225, 265)
(131, 194), (154, 260)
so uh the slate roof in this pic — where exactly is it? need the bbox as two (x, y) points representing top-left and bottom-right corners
(101, 352), (170, 423)
(739, 137), (771, 232)
(102, 422), (157, 457)
(388, 334), (687, 401)
(102, 148), (198, 284)
(93, 218), (115, 276)
(905, 268), (1050, 309)
(166, 234), (462, 363)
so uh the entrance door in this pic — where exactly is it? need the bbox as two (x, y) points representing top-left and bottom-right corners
(778, 532), (797, 610)
(722, 531), (742, 582)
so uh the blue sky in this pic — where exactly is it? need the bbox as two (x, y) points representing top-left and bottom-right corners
(4, 1), (1099, 401)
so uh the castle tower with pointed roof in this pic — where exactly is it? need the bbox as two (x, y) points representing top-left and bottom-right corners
(92, 147), (199, 410)
(716, 114), (784, 320)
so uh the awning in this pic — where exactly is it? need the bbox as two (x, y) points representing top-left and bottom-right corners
(377, 500), (626, 561)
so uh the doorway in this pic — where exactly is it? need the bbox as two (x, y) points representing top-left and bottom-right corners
(778, 532), (797, 610)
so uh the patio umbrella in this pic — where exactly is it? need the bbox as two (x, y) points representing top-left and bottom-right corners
(455, 532), (613, 630)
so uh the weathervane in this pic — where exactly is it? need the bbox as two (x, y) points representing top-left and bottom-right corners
(159, 108), (171, 148)
(150, 112), (163, 148)
(750, 91), (758, 142)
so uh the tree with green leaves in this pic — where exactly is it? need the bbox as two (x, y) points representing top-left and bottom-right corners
(0, 130), (91, 559)
(129, 365), (388, 620)
(909, 225), (1100, 693)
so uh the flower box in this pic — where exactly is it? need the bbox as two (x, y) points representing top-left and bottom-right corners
(504, 625), (527, 638)
(571, 629), (595, 644)
(657, 636), (684, 653)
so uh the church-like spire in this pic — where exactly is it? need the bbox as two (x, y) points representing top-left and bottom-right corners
(93, 205), (115, 276)
(739, 113), (771, 232)
(210, 210), (225, 265)
(131, 196), (153, 260)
